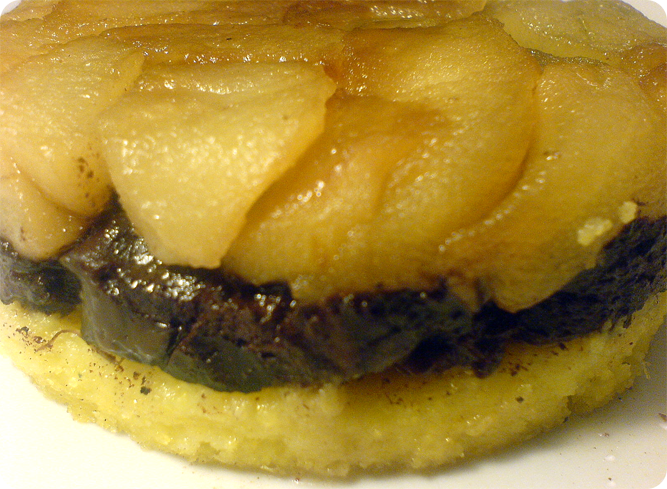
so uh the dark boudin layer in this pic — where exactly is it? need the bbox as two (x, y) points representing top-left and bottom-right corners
(1, 207), (665, 393)
(0, 240), (80, 315)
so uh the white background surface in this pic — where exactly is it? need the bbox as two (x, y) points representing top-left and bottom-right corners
(0, 1), (666, 489)
(0, 0), (16, 15)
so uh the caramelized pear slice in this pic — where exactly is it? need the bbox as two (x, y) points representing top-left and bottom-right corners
(0, 36), (144, 217)
(225, 17), (540, 301)
(98, 62), (335, 269)
(445, 60), (666, 312)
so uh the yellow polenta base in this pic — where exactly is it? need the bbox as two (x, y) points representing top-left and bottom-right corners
(0, 293), (665, 476)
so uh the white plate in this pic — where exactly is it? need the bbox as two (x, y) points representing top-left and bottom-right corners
(1, 1), (666, 489)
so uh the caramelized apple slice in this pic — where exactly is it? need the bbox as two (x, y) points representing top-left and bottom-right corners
(98, 62), (335, 269)
(0, 0), (289, 74)
(103, 23), (346, 70)
(0, 0), (58, 22)
(43, 0), (332, 43)
(0, 158), (86, 261)
(638, 61), (667, 111)
(620, 43), (667, 113)
(445, 60), (666, 312)
(282, 0), (486, 30)
(484, 0), (666, 65)
(0, 18), (54, 74)
(224, 94), (438, 298)
(0, 36), (143, 218)
(225, 17), (540, 301)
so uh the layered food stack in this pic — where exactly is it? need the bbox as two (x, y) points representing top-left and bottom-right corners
(0, 0), (665, 476)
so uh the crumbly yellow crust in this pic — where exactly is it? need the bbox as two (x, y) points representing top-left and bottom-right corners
(1, 292), (664, 476)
